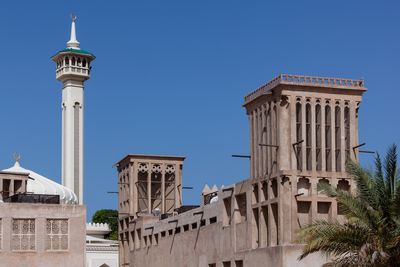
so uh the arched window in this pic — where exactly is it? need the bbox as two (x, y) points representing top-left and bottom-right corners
(325, 105), (331, 171)
(296, 101), (302, 171)
(264, 109), (268, 175)
(337, 179), (350, 192)
(306, 103), (311, 170)
(344, 106), (350, 162)
(297, 178), (310, 196)
(82, 59), (87, 67)
(315, 104), (322, 171)
(318, 179), (330, 197)
(335, 105), (341, 172)
(65, 57), (69, 66)
(267, 107), (272, 175)
(77, 58), (82, 67)
(71, 57), (76, 66)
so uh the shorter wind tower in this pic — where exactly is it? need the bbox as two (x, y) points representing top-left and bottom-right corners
(51, 16), (95, 204)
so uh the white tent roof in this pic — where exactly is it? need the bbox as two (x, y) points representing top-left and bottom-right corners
(3, 161), (77, 204)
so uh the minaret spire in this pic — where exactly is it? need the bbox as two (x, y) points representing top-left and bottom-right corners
(67, 14), (80, 49)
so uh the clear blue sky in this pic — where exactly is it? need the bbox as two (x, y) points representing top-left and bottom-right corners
(0, 0), (399, 220)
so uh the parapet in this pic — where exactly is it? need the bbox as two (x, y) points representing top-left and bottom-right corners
(244, 74), (366, 105)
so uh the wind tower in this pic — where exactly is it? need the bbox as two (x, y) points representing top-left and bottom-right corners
(51, 16), (95, 204)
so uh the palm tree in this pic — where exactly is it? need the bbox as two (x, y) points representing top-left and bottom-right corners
(297, 144), (400, 266)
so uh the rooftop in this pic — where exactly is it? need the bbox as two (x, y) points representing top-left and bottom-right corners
(51, 48), (95, 60)
(243, 74), (366, 105)
(116, 154), (186, 166)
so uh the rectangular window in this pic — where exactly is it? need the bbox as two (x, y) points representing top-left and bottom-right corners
(315, 104), (322, 171)
(306, 103), (312, 170)
(223, 262), (231, 267)
(210, 217), (217, 224)
(296, 102), (302, 171)
(46, 219), (68, 251)
(344, 106), (350, 162)
(235, 260), (243, 267)
(12, 219), (35, 251)
(325, 105), (332, 171)
(335, 106), (341, 172)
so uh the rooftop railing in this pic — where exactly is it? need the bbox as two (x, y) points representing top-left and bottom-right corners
(244, 74), (365, 105)
(3, 193), (60, 204)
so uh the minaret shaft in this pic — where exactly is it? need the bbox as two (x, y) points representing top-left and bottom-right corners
(62, 80), (84, 204)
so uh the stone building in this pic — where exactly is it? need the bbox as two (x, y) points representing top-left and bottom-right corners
(118, 74), (366, 266)
(0, 17), (93, 267)
(0, 159), (86, 267)
(86, 223), (119, 267)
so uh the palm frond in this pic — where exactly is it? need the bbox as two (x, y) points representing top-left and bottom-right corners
(346, 160), (380, 211)
(318, 182), (379, 229)
(385, 144), (397, 198)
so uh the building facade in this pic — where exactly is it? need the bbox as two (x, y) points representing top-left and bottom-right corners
(117, 74), (366, 267)
(115, 154), (185, 265)
(86, 223), (119, 267)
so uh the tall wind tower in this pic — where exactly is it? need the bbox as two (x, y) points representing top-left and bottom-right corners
(51, 16), (95, 204)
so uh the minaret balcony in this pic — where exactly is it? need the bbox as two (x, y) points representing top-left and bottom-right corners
(56, 65), (91, 80)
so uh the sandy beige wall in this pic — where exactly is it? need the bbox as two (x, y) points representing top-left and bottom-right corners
(0, 203), (86, 267)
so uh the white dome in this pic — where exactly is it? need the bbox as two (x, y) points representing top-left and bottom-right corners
(3, 162), (78, 204)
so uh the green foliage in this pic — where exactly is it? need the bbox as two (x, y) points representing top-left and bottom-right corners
(92, 209), (118, 240)
(297, 144), (400, 266)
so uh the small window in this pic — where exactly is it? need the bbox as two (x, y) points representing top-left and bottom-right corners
(71, 57), (76, 66)
(168, 229), (173, 236)
(210, 217), (217, 224)
(235, 260), (243, 267)
(175, 227), (181, 234)
(191, 222), (197, 229)
(46, 219), (68, 251)
(161, 231), (166, 237)
(12, 219), (35, 251)
(200, 219), (206, 227)
(183, 225), (189, 231)
(83, 59), (87, 67)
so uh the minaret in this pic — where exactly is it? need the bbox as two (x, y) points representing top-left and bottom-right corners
(51, 16), (95, 204)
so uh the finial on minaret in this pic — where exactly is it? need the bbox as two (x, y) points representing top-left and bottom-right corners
(67, 14), (80, 49)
